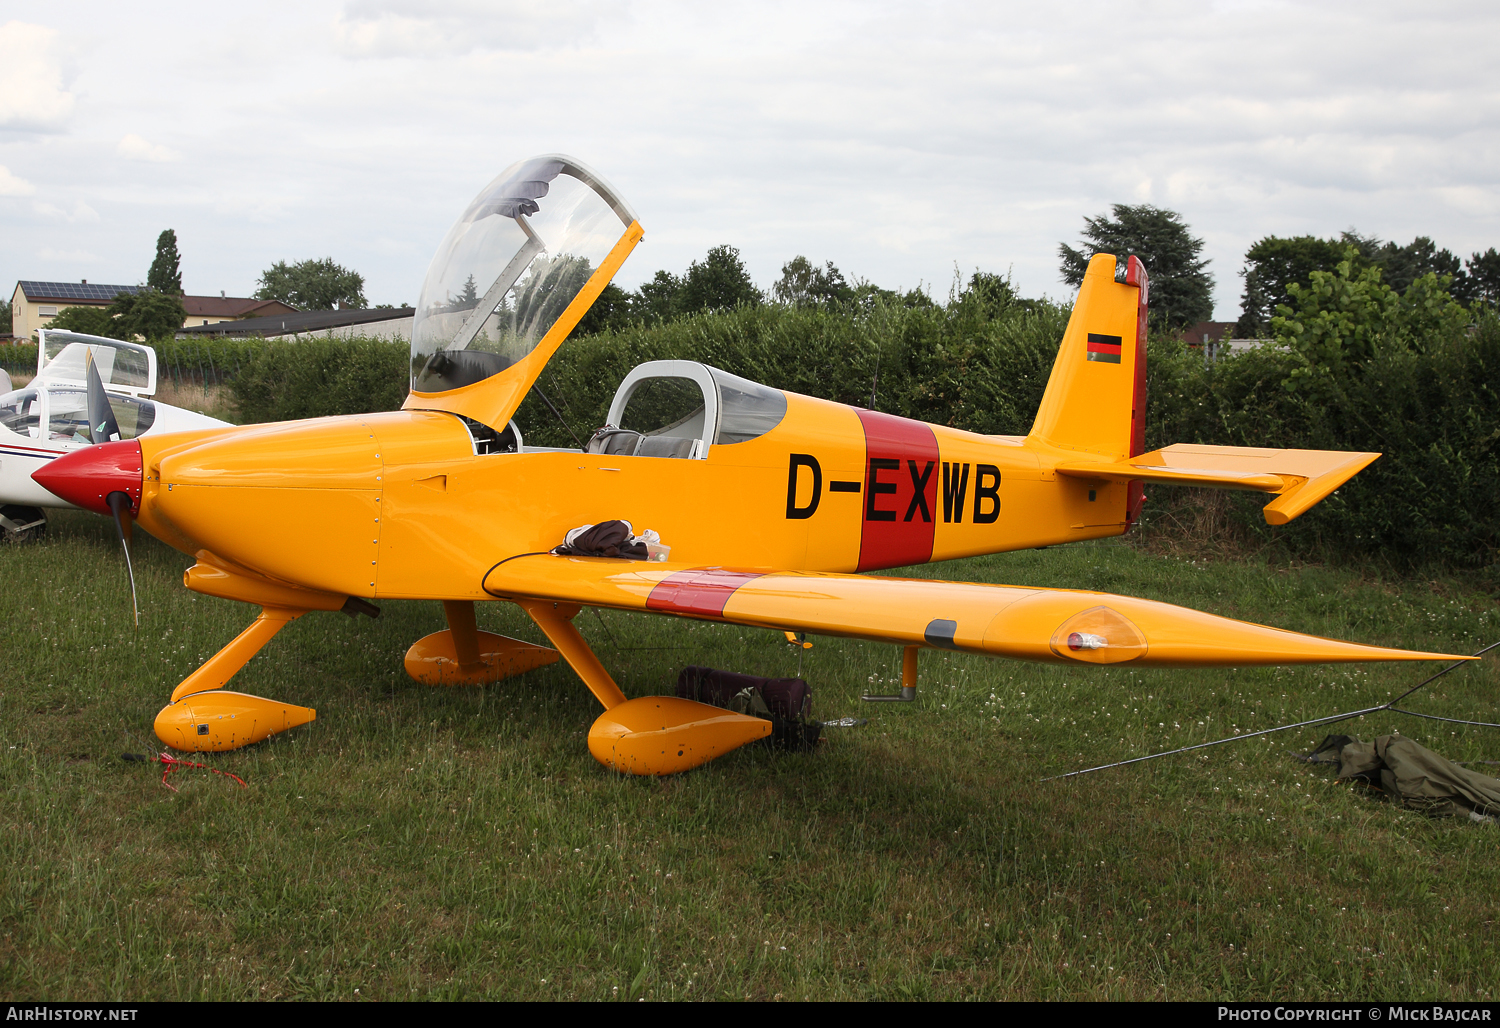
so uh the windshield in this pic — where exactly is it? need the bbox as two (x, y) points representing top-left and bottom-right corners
(45, 388), (157, 442)
(622, 378), (707, 439)
(411, 155), (636, 394)
(39, 334), (153, 392)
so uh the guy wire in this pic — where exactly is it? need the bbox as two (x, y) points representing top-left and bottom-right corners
(1041, 639), (1499, 783)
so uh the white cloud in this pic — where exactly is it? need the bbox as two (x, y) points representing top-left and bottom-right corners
(0, 164), (34, 196)
(3, 1), (1499, 316)
(38, 246), (98, 263)
(117, 133), (181, 163)
(0, 22), (74, 130)
(334, 0), (619, 57)
(32, 200), (99, 224)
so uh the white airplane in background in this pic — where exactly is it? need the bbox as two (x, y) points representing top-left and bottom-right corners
(0, 330), (230, 541)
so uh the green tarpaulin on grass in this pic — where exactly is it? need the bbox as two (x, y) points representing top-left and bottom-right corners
(1310, 734), (1500, 821)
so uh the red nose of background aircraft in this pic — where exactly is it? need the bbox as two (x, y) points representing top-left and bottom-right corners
(33, 439), (144, 517)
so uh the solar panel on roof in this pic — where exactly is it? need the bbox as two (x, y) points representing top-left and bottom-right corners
(19, 281), (143, 302)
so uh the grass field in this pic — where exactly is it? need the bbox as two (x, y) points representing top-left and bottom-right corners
(0, 510), (1496, 1001)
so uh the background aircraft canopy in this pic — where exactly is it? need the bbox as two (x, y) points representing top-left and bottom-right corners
(37, 332), (155, 395)
(411, 155), (637, 394)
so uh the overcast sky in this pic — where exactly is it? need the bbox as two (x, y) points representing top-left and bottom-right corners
(3, 1), (1497, 320)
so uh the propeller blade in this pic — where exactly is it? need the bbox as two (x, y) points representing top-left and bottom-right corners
(85, 350), (121, 445)
(106, 490), (138, 628)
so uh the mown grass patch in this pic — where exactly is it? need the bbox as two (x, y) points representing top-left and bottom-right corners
(0, 512), (1496, 1000)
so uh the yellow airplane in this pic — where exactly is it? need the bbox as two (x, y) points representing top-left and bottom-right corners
(34, 155), (1469, 775)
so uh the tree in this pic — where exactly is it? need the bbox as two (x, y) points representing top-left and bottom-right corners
(1463, 248), (1500, 306)
(1238, 231), (1489, 332)
(1372, 236), (1462, 295)
(632, 270), (684, 324)
(108, 289), (186, 342)
(1271, 254), (1469, 397)
(575, 282), (633, 335)
(773, 256), (855, 306)
(678, 244), (761, 313)
(1058, 204), (1213, 330)
(512, 254), (594, 333)
(47, 303), (126, 339)
(454, 274), (479, 309)
(147, 229), (183, 295)
(254, 258), (366, 310)
(1236, 235), (1351, 336)
(960, 271), (1023, 319)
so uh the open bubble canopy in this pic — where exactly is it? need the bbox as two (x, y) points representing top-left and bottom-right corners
(410, 155), (638, 395)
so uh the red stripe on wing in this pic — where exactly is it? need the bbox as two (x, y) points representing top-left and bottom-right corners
(646, 568), (766, 617)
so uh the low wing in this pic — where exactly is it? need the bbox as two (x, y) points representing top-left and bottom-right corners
(484, 556), (1466, 667)
(1055, 444), (1379, 525)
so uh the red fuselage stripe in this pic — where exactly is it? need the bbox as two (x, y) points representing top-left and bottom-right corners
(855, 409), (940, 573)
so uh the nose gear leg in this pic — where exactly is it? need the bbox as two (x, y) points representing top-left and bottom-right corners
(154, 606), (315, 752)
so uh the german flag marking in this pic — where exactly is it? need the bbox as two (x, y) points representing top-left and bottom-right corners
(1086, 332), (1123, 364)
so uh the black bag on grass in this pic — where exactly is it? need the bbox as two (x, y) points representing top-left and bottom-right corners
(677, 666), (821, 751)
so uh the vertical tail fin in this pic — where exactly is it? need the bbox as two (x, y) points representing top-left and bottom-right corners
(1028, 253), (1150, 522)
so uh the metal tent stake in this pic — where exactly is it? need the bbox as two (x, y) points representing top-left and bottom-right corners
(1041, 640), (1499, 782)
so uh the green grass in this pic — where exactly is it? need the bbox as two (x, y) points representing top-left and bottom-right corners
(1, 511), (1497, 1001)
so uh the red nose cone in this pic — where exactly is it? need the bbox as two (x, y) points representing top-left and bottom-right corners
(32, 440), (144, 516)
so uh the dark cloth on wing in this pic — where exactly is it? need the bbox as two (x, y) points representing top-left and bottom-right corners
(552, 520), (647, 560)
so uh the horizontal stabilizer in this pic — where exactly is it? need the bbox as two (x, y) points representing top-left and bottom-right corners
(484, 556), (1467, 668)
(1055, 443), (1380, 524)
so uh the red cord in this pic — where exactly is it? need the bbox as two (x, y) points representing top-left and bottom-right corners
(156, 751), (247, 792)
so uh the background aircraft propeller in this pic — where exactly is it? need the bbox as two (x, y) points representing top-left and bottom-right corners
(85, 349), (122, 446)
(85, 351), (137, 626)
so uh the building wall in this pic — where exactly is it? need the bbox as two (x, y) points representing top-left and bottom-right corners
(10, 286), (113, 340)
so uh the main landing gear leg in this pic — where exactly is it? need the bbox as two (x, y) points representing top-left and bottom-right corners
(862, 645), (919, 702)
(403, 599), (560, 686)
(154, 606), (317, 752)
(518, 600), (770, 776)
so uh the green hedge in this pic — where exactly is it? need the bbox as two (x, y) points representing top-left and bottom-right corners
(0, 339), (261, 388)
(0, 343), (38, 378)
(1147, 318), (1499, 574)
(229, 337), (410, 423)
(513, 294), (1071, 445)
(155, 338), (265, 387)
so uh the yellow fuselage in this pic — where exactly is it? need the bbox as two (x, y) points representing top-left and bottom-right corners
(137, 392), (1127, 603)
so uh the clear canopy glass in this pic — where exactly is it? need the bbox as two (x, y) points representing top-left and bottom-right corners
(411, 155), (636, 394)
(37, 333), (154, 393)
(708, 367), (787, 445)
